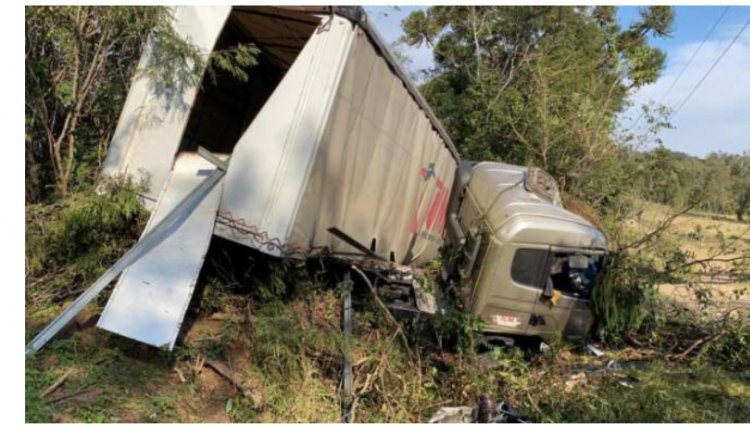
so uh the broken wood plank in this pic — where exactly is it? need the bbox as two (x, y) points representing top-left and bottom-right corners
(205, 358), (252, 397)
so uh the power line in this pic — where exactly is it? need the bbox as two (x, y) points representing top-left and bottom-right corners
(629, 6), (730, 132)
(671, 14), (750, 118)
(659, 6), (729, 105)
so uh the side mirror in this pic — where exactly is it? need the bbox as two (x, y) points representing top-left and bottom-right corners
(542, 277), (554, 299)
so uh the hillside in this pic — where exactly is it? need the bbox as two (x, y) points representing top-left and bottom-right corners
(25, 201), (750, 423)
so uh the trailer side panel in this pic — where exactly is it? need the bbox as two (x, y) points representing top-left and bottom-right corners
(289, 26), (457, 265)
(215, 16), (355, 255)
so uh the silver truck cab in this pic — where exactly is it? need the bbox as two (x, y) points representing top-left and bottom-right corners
(448, 162), (609, 341)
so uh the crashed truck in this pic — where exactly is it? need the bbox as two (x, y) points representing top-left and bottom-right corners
(26, 6), (609, 354)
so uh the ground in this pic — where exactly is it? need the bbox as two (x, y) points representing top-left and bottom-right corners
(25, 203), (750, 423)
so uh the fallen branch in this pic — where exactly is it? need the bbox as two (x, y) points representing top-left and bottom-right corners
(45, 388), (101, 405)
(41, 368), (74, 398)
(351, 265), (415, 361)
(671, 331), (724, 359)
(623, 202), (696, 250)
(205, 358), (253, 398)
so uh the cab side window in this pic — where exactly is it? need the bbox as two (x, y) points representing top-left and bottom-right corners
(510, 248), (548, 288)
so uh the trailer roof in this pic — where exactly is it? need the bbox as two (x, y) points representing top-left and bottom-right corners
(267, 6), (461, 162)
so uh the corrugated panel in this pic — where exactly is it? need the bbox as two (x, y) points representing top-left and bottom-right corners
(97, 153), (224, 349)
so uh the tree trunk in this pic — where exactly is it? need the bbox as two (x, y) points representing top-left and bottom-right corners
(25, 143), (41, 202)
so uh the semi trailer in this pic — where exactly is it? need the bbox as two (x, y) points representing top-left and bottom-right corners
(27, 6), (609, 354)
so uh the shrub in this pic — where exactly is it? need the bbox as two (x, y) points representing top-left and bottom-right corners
(25, 178), (147, 310)
(591, 250), (659, 343)
(706, 320), (750, 371)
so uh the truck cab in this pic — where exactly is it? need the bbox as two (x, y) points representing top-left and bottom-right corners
(446, 162), (609, 341)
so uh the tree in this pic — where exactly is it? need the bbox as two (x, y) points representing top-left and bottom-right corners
(730, 151), (750, 221)
(25, 7), (198, 198)
(25, 6), (259, 200)
(702, 153), (735, 214)
(401, 6), (674, 204)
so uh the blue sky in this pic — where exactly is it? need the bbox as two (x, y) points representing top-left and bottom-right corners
(364, 6), (750, 158)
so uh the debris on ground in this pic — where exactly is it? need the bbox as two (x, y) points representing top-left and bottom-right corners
(45, 388), (102, 406)
(429, 406), (474, 423)
(586, 343), (604, 357)
(429, 394), (527, 423)
(564, 372), (588, 392)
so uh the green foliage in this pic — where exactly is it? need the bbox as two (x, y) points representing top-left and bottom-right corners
(402, 6), (673, 202)
(207, 43), (261, 84)
(707, 321), (750, 371)
(591, 251), (658, 342)
(25, 6), (193, 198)
(430, 303), (484, 350)
(536, 362), (750, 422)
(250, 301), (341, 379)
(26, 178), (146, 276)
(632, 148), (750, 217)
(25, 360), (56, 423)
(141, 15), (205, 96)
(25, 178), (147, 316)
(25, 6), (259, 200)
(144, 394), (178, 422)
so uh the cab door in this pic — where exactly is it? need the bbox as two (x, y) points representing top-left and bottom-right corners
(473, 244), (550, 336)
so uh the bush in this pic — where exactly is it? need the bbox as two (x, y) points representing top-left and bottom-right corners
(706, 320), (750, 371)
(25, 178), (147, 311)
(429, 303), (484, 351)
(591, 251), (659, 343)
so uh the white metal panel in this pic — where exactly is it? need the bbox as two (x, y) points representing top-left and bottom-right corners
(288, 26), (457, 265)
(98, 153), (224, 349)
(101, 6), (231, 208)
(215, 16), (356, 255)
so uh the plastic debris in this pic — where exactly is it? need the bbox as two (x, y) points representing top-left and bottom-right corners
(564, 372), (588, 392)
(428, 394), (528, 423)
(586, 343), (604, 357)
(429, 407), (475, 423)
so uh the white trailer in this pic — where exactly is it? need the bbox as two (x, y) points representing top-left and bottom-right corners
(90, 6), (460, 349)
(102, 6), (459, 264)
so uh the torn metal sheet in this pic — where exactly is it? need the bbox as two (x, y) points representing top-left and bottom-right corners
(97, 153), (225, 349)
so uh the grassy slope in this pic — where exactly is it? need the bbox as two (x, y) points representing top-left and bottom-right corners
(25, 202), (750, 422)
(25, 305), (750, 423)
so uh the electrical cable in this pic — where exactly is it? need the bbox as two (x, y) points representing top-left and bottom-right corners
(670, 14), (750, 118)
(628, 6), (731, 132)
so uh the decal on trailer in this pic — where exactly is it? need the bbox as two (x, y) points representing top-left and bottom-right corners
(410, 162), (450, 235)
(490, 314), (522, 328)
(403, 162), (451, 263)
